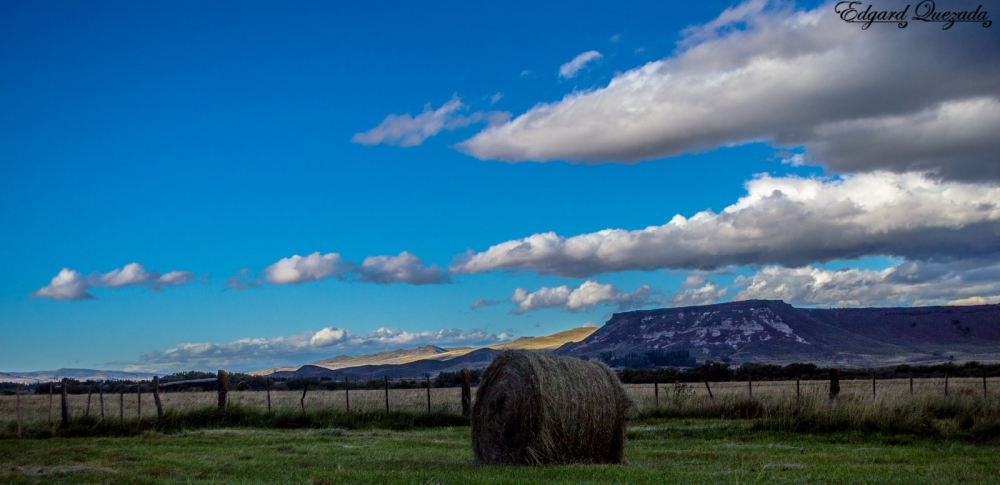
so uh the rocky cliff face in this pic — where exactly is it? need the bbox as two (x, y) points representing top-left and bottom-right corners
(560, 300), (1000, 367)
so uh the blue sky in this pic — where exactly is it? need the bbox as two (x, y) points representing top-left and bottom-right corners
(3, 0), (998, 373)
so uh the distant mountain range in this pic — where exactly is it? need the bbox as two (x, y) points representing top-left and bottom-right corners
(0, 368), (157, 385)
(561, 300), (1000, 367)
(253, 327), (598, 379)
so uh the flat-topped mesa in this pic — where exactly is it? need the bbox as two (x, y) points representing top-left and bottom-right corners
(559, 300), (1000, 367)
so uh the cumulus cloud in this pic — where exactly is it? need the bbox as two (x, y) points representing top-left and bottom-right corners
(509, 280), (662, 314)
(734, 260), (1000, 308)
(559, 50), (603, 78)
(582, 320), (600, 328)
(261, 251), (449, 287)
(355, 252), (450, 285)
(127, 326), (514, 372)
(451, 172), (1000, 277)
(31, 263), (196, 301)
(458, 1), (1000, 180)
(30, 269), (93, 301)
(351, 96), (510, 147)
(265, 252), (350, 285)
(670, 282), (728, 307)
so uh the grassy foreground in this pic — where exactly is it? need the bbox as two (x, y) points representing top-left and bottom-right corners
(1, 420), (999, 484)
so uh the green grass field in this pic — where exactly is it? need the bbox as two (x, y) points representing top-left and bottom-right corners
(1, 420), (998, 484)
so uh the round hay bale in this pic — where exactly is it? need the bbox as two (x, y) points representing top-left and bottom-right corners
(471, 350), (632, 465)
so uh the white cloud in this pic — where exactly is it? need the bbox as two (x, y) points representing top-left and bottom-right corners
(356, 251), (450, 285)
(670, 282), (728, 307)
(681, 275), (707, 287)
(155, 271), (196, 287)
(99, 263), (153, 287)
(582, 320), (600, 328)
(451, 172), (1000, 277)
(734, 260), (1000, 308)
(128, 326), (514, 372)
(559, 50), (603, 78)
(351, 96), (510, 147)
(458, 1), (1000, 181)
(31, 263), (196, 301)
(30, 269), (93, 301)
(509, 280), (662, 314)
(265, 252), (349, 284)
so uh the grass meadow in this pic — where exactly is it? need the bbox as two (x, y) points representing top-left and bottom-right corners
(1, 378), (999, 483)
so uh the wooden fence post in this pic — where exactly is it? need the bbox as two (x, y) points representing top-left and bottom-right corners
(796, 373), (801, 401)
(86, 385), (92, 417)
(152, 376), (164, 418)
(344, 377), (350, 412)
(16, 386), (22, 438)
(99, 384), (104, 418)
(944, 372), (949, 397)
(872, 373), (876, 400)
(384, 376), (390, 414)
(426, 375), (431, 413)
(60, 378), (70, 428)
(747, 372), (753, 399)
(48, 382), (53, 429)
(137, 382), (142, 418)
(461, 369), (471, 417)
(984, 370), (989, 398)
(704, 379), (714, 401)
(910, 375), (914, 395)
(653, 376), (659, 409)
(218, 370), (228, 409)
(300, 383), (308, 413)
(119, 390), (124, 423)
(829, 369), (841, 400)
(266, 378), (271, 413)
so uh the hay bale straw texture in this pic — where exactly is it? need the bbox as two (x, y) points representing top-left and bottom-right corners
(471, 350), (632, 465)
